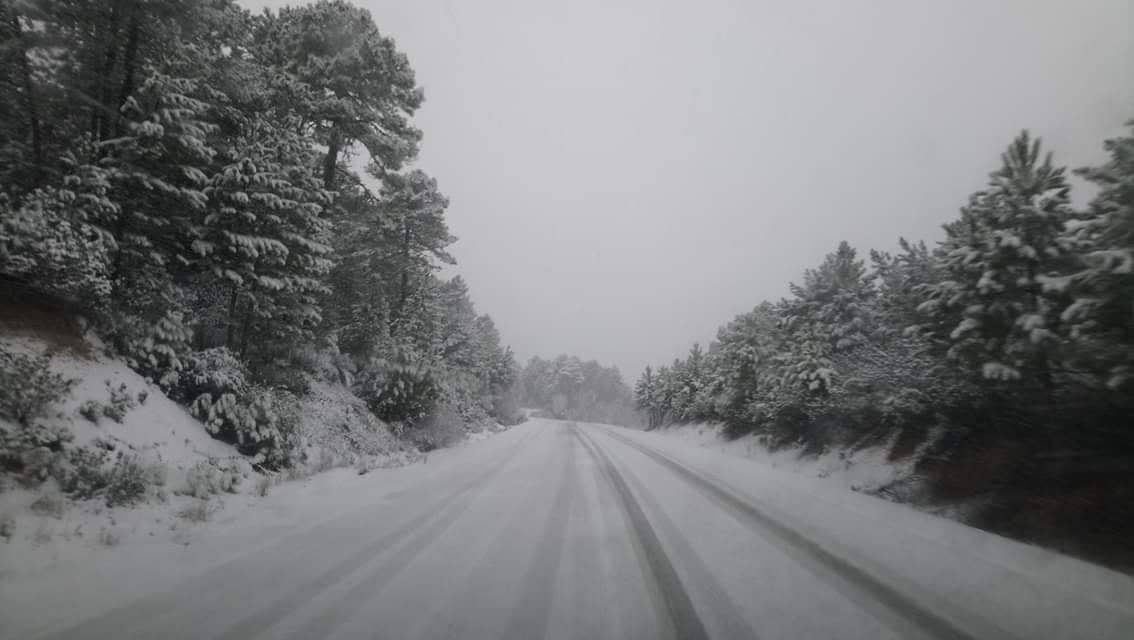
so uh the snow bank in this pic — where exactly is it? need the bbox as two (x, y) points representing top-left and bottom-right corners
(647, 422), (931, 494)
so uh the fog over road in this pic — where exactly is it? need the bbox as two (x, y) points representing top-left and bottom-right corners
(16, 420), (1134, 640)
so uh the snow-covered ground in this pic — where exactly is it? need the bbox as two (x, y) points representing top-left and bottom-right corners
(3, 418), (1132, 640)
(0, 331), (422, 590)
(1, 333), (240, 485)
(0, 426), (526, 639)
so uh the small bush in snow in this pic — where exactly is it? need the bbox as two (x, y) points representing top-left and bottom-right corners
(109, 308), (194, 391)
(137, 389), (148, 405)
(58, 447), (109, 499)
(183, 460), (241, 498)
(192, 386), (301, 469)
(0, 420), (73, 486)
(102, 381), (137, 423)
(105, 456), (149, 507)
(177, 347), (249, 404)
(78, 400), (104, 423)
(0, 347), (75, 426)
(175, 349), (301, 467)
(355, 358), (442, 425)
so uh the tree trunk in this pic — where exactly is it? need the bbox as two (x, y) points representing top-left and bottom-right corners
(112, 14), (142, 138)
(239, 308), (253, 359)
(10, 13), (42, 174)
(226, 287), (239, 347)
(322, 125), (341, 191)
(390, 215), (412, 332)
(92, 8), (122, 140)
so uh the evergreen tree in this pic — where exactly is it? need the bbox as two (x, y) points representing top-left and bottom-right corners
(1057, 120), (1134, 390)
(919, 132), (1075, 385)
(198, 113), (333, 362)
(252, 0), (423, 189)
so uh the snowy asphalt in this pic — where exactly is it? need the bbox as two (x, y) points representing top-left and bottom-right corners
(19, 419), (1134, 640)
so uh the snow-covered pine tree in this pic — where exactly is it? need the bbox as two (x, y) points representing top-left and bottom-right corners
(198, 113), (333, 363)
(777, 241), (875, 395)
(918, 132), (1075, 386)
(252, 0), (424, 189)
(869, 237), (937, 335)
(1056, 120), (1134, 390)
(711, 302), (782, 428)
(634, 366), (660, 428)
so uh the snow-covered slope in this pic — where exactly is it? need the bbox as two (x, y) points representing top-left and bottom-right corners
(3, 333), (240, 469)
(0, 330), (419, 568)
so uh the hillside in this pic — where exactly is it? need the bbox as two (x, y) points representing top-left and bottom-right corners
(0, 306), (427, 564)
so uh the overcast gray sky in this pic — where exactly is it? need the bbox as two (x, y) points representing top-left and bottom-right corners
(250, 0), (1134, 379)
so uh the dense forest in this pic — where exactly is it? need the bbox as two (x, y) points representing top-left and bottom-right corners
(517, 355), (637, 426)
(635, 127), (1134, 563)
(0, 0), (520, 475)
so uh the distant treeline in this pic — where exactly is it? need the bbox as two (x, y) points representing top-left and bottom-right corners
(518, 355), (639, 426)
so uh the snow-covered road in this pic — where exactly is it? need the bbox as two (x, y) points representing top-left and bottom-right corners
(6, 419), (1134, 639)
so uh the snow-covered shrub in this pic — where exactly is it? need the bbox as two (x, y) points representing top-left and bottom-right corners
(177, 349), (301, 467)
(78, 400), (103, 423)
(442, 370), (493, 428)
(111, 309), (194, 390)
(184, 460), (238, 497)
(58, 448), (110, 500)
(177, 348), (249, 402)
(0, 348), (75, 426)
(105, 456), (149, 506)
(355, 358), (442, 424)
(191, 386), (301, 468)
(102, 381), (137, 423)
(0, 419), (73, 486)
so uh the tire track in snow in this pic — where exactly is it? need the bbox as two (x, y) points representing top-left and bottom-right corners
(500, 424), (577, 640)
(596, 427), (1009, 640)
(36, 431), (535, 640)
(218, 433), (534, 640)
(614, 459), (762, 640)
(274, 472), (492, 640)
(412, 424), (578, 640)
(572, 425), (710, 640)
